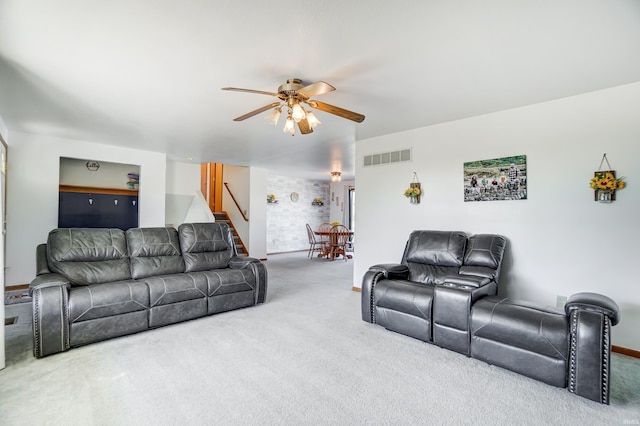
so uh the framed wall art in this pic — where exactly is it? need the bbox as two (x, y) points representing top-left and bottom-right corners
(464, 155), (527, 202)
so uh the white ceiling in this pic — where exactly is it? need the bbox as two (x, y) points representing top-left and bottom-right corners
(1, 1), (639, 180)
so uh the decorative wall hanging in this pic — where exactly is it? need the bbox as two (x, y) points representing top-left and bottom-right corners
(590, 153), (625, 203)
(403, 172), (421, 204)
(85, 160), (100, 171)
(267, 193), (278, 203)
(463, 155), (527, 202)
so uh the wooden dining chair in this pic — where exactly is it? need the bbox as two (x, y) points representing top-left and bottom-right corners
(330, 224), (351, 261)
(306, 223), (325, 259)
(317, 222), (333, 245)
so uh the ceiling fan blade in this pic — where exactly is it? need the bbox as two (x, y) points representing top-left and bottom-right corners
(297, 81), (335, 99)
(307, 100), (365, 123)
(297, 118), (313, 134)
(222, 87), (280, 97)
(232, 102), (281, 121)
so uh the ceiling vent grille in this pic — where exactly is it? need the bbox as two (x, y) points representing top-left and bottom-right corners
(363, 148), (411, 167)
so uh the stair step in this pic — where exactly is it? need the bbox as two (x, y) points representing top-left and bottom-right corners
(210, 212), (247, 255)
(212, 212), (227, 220)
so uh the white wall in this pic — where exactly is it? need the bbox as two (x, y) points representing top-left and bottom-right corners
(59, 157), (140, 189)
(166, 160), (200, 195)
(249, 167), (268, 260)
(265, 174), (330, 253)
(165, 160), (203, 227)
(0, 121), (6, 369)
(6, 132), (166, 286)
(0, 114), (7, 142)
(354, 82), (640, 350)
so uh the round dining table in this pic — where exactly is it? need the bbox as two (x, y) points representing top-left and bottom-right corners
(314, 229), (353, 260)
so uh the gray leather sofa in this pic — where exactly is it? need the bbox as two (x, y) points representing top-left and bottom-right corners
(30, 222), (267, 358)
(361, 230), (620, 404)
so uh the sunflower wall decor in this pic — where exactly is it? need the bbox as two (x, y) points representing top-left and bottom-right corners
(590, 170), (625, 203)
(404, 172), (421, 204)
(590, 154), (625, 203)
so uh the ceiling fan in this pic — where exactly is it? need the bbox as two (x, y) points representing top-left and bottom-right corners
(221, 78), (365, 136)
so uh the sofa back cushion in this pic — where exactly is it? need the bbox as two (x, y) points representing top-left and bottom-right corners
(47, 228), (131, 286)
(402, 231), (467, 284)
(126, 227), (185, 279)
(460, 234), (506, 281)
(178, 222), (235, 272)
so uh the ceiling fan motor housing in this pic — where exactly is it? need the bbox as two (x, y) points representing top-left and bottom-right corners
(278, 78), (304, 98)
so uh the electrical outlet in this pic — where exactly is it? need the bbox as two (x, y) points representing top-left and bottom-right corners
(556, 295), (567, 308)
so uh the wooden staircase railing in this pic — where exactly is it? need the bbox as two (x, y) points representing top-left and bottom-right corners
(223, 182), (249, 222)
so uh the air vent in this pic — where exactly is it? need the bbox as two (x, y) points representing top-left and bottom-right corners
(363, 148), (411, 167)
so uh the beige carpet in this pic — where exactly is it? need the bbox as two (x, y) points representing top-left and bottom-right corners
(1, 252), (639, 425)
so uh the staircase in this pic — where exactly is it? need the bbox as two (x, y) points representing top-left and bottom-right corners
(213, 212), (247, 255)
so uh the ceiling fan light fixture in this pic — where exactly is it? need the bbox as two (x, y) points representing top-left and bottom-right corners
(265, 106), (282, 126)
(306, 111), (321, 129)
(331, 171), (342, 182)
(291, 101), (306, 122)
(283, 114), (295, 136)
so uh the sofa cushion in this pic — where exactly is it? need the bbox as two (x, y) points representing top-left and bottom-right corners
(471, 296), (568, 360)
(459, 234), (506, 280)
(470, 296), (569, 387)
(68, 280), (149, 323)
(373, 279), (434, 342)
(402, 231), (466, 283)
(191, 269), (256, 297)
(126, 227), (185, 279)
(403, 231), (467, 266)
(47, 228), (132, 286)
(144, 274), (208, 307)
(178, 223), (234, 272)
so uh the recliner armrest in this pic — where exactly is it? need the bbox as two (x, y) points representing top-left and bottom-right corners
(29, 273), (70, 297)
(30, 275), (71, 358)
(565, 292), (619, 326)
(228, 256), (262, 269)
(228, 256), (268, 305)
(368, 263), (410, 280)
(361, 263), (409, 323)
(442, 275), (491, 289)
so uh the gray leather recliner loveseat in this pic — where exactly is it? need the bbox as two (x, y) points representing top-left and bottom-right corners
(30, 222), (267, 358)
(361, 230), (620, 404)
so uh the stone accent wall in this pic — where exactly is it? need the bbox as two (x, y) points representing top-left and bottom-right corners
(267, 175), (330, 253)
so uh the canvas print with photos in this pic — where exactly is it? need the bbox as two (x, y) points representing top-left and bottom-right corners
(464, 155), (527, 202)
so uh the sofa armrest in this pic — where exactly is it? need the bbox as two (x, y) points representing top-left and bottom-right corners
(228, 256), (261, 268)
(565, 292), (619, 404)
(565, 292), (619, 326)
(442, 275), (491, 289)
(29, 273), (70, 296)
(361, 264), (409, 323)
(30, 276), (71, 358)
(432, 278), (497, 355)
(228, 256), (268, 304)
(368, 263), (410, 280)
